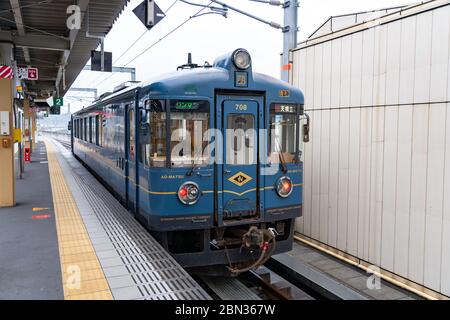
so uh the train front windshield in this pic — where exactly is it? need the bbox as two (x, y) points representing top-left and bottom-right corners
(268, 103), (300, 164)
(169, 100), (210, 167)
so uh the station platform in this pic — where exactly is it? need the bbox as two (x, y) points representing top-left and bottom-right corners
(0, 138), (210, 300)
(270, 241), (423, 300)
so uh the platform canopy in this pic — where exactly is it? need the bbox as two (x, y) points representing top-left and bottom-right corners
(0, 0), (129, 100)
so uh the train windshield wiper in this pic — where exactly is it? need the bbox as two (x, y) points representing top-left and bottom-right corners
(186, 160), (197, 176)
(278, 152), (288, 174)
(186, 152), (202, 176)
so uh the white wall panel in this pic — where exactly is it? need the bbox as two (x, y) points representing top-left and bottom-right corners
(350, 33), (363, 107)
(347, 108), (360, 255)
(303, 47), (315, 236)
(328, 109), (340, 247)
(292, 4), (450, 296)
(381, 106), (398, 271)
(399, 16), (417, 105)
(340, 36), (352, 107)
(429, 6), (450, 102)
(380, 20), (401, 271)
(319, 110), (330, 243)
(442, 104), (450, 297)
(368, 106), (384, 265)
(337, 108), (350, 251)
(408, 104), (428, 284)
(294, 50), (307, 233)
(311, 109), (322, 239)
(331, 39), (342, 107)
(373, 25), (387, 107)
(358, 108), (372, 260)
(424, 103), (446, 291)
(361, 29), (375, 106)
(319, 41), (332, 243)
(394, 105), (413, 278)
(385, 21), (402, 106)
(413, 12), (433, 103)
(311, 45), (324, 239)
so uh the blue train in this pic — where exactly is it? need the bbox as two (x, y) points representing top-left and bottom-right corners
(71, 49), (309, 274)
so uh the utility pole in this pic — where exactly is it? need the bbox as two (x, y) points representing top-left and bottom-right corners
(281, 0), (299, 82)
(188, 0), (299, 83)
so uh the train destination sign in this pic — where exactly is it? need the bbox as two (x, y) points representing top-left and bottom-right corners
(271, 103), (297, 114)
(175, 101), (200, 110)
(170, 100), (209, 112)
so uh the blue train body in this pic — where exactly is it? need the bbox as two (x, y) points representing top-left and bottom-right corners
(71, 49), (306, 272)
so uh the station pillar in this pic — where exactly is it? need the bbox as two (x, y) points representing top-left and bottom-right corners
(31, 111), (37, 150)
(23, 98), (31, 152)
(0, 43), (15, 207)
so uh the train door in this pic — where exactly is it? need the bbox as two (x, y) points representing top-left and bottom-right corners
(217, 96), (264, 225)
(126, 102), (138, 211)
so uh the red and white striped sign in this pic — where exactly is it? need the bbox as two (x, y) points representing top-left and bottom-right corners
(0, 65), (13, 79)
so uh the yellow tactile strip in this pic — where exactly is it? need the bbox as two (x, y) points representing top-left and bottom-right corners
(45, 141), (113, 300)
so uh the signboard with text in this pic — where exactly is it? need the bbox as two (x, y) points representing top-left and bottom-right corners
(53, 97), (63, 107)
(17, 67), (39, 80)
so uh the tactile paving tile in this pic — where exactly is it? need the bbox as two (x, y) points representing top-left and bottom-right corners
(54, 141), (210, 300)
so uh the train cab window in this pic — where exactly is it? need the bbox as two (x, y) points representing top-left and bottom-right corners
(268, 103), (299, 163)
(140, 99), (166, 167)
(169, 100), (210, 167)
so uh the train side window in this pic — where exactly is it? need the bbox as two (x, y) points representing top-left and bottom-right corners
(268, 103), (298, 163)
(80, 118), (84, 140)
(96, 114), (104, 146)
(89, 116), (93, 143)
(91, 116), (96, 144)
(129, 107), (135, 158)
(84, 118), (88, 141)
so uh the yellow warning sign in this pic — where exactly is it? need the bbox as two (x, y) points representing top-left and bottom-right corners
(228, 172), (252, 187)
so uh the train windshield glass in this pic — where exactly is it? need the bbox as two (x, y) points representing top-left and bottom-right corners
(169, 100), (210, 167)
(269, 103), (298, 163)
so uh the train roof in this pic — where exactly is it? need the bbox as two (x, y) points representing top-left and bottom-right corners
(73, 49), (304, 115)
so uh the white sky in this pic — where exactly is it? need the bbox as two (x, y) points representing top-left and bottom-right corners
(66, 0), (415, 112)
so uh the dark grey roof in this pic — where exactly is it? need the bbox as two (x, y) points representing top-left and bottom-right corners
(0, 0), (129, 99)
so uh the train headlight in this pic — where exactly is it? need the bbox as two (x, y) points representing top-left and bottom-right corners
(178, 182), (200, 205)
(276, 176), (293, 198)
(233, 49), (252, 70)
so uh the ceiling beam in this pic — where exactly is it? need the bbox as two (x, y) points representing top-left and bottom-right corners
(0, 31), (70, 51)
(56, 0), (91, 94)
(9, 0), (30, 63)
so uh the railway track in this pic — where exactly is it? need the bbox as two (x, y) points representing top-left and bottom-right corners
(196, 264), (323, 300)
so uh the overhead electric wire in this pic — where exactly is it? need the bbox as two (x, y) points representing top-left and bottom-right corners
(112, 0), (179, 65)
(0, 16), (67, 40)
(0, 0), (54, 16)
(91, 1), (214, 89)
(86, 0), (182, 88)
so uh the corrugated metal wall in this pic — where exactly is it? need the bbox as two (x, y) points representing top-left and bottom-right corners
(292, 4), (450, 295)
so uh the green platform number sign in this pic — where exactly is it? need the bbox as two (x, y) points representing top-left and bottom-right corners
(53, 97), (63, 107)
